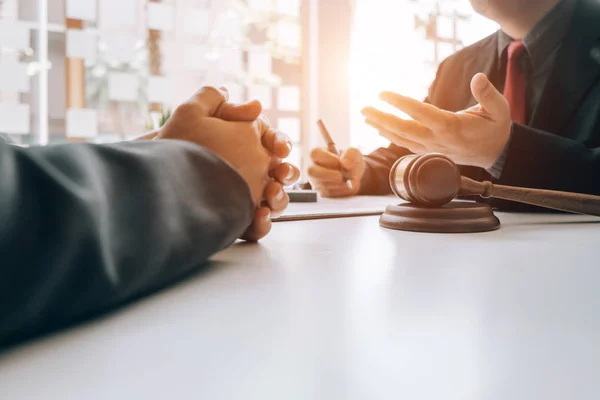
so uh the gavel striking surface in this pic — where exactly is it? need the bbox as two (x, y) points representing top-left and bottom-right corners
(379, 201), (501, 233)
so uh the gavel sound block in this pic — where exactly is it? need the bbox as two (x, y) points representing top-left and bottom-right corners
(379, 153), (600, 233)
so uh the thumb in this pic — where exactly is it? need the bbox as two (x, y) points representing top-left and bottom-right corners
(189, 86), (229, 118)
(470, 73), (508, 115)
(340, 148), (363, 175)
(189, 86), (263, 121)
(218, 100), (263, 122)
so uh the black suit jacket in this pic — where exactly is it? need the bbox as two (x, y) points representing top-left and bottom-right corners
(361, 0), (600, 210)
(0, 139), (254, 348)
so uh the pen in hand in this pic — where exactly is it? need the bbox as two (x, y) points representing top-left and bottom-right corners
(317, 119), (354, 190)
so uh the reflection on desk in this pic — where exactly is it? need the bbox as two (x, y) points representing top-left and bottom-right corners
(1, 202), (599, 399)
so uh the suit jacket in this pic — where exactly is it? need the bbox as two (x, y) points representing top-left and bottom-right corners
(361, 0), (600, 211)
(0, 139), (254, 348)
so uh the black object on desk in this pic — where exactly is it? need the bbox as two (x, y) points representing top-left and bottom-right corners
(287, 190), (318, 203)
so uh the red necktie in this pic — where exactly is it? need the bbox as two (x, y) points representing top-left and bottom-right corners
(503, 41), (527, 124)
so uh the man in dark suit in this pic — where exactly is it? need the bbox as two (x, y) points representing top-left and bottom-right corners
(0, 87), (299, 348)
(309, 0), (600, 208)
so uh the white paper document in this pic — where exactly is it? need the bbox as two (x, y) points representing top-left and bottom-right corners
(183, 8), (210, 37)
(0, 20), (30, 51)
(66, 29), (97, 62)
(274, 196), (396, 222)
(0, 62), (30, 93)
(148, 76), (174, 104)
(277, 117), (301, 142)
(103, 34), (138, 63)
(147, 3), (175, 32)
(66, 0), (97, 22)
(66, 108), (98, 138)
(277, 86), (301, 111)
(108, 72), (139, 102)
(0, 103), (30, 135)
(247, 85), (272, 110)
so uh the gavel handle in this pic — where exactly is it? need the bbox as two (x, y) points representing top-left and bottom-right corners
(458, 176), (600, 216)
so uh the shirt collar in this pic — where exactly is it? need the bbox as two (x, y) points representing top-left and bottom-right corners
(497, 0), (577, 69)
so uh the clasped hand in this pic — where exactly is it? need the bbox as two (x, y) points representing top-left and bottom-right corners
(151, 86), (300, 241)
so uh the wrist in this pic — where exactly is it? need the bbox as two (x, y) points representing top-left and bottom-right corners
(482, 122), (513, 169)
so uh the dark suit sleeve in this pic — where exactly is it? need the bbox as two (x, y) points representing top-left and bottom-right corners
(359, 143), (410, 195)
(359, 62), (447, 195)
(497, 123), (600, 194)
(0, 139), (254, 346)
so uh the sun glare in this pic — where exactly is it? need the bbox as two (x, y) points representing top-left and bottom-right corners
(349, 0), (498, 153)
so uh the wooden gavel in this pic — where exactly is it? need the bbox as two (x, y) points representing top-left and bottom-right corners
(389, 153), (600, 216)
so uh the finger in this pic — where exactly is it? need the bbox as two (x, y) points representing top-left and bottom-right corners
(307, 164), (345, 183)
(365, 119), (428, 153)
(189, 86), (229, 118)
(310, 147), (341, 169)
(313, 175), (360, 192)
(264, 181), (289, 217)
(340, 148), (363, 177)
(378, 129), (427, 154)
(377, 92), (452, 132)
(470, 73), (508, 116)
(253, 115), (271, 138)
(269, 156), (283, 171)
(218, 100), (263, 122)
(241, 207), (272, 242)
(218, 86), (230, 101)
(262, 128), (293, 158)
(319, 185), (356, 198)
(364, 117), (429, 146)
(262, 114), (271, 125)
(362, 107), (432, 138)
(270, 163), (301, 186)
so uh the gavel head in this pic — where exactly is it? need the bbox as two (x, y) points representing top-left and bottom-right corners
(389, 153), (461, 207)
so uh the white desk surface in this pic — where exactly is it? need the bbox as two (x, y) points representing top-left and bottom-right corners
(1, 200), (600, 400)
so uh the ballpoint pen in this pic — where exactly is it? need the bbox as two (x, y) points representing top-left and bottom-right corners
(317, 119), (354, 190)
